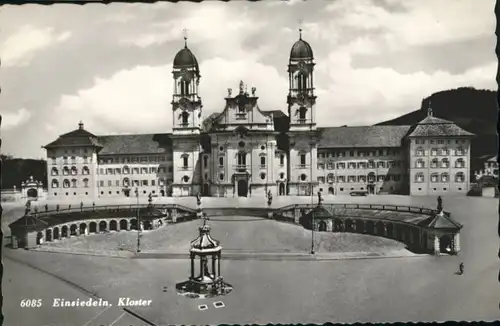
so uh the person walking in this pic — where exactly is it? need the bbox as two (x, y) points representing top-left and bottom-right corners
(458, 262), (464, 275)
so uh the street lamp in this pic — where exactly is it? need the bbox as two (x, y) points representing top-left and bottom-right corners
(135, 187), (141, 253)
(309, 139), (315, 255)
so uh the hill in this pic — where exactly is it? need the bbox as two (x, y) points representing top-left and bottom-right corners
(377, 87), (497, 161)
(1, 155), (47, 189)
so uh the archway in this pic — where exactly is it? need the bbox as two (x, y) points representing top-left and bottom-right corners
(345, 219), (354, 232)
(130, 219), (138, 230)
(99, 221), (107, 232)
(109, 220), (118, 231)
(119, 219), (128, 230)
(386, 223), (394, 239)
(203, 183), (210, 196)
(89, 222), (97, 233)
(328, 187), (334, 195)
(439, 235), (452, 253)
(376, 222), (385, 237)
(279, 183), (286, 196)
(36, 232), (44, 245)
(160, 189), (165, 197)
(53, 227), (60, 240)
(143, 220), (152, 230)
(365, 221), (375, 234)
(237, 179), (248, 197)
(333, 219), (343, 232)
(27, 188), (38, 198)
(355, 220), (365, 233)
(61, 225), (68, 238)
(45, 229), (52, 242)
(70, 224), (77, 236)
(79, 223), (87, 235)
(318, 220), (327, 232)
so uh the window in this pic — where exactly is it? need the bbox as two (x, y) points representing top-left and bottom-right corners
(377, 161), (385, 168)
(239, 141), (245, 148)
(455, 172), (465, 182)
(430, 140), (435, 144)
(51, 167), (58, 176)
(261, 145), (265, 150)
(51, 179), (59, 188)
(260, 173), (266, 180)
(431, 159), (438, 168)
(440, 148), (449, 156)
(317, 162), (325, 170)
(280, 172), (285, 179)
(367, 160), (375, 169)
(71, 166), (78, 175)
(51, 156), (57, 165)
(107, 168), (114, 175)
(219, 146), (224, 151)
(441, 158), (449, 168)
(180, 79), (190, 95)
(71, 156), (76, 163)
(63, 167), (70, 175)
(300, 154), (306, 166)
(183, 156), (189, 168)
(297, 72), (307, 91)
(431, 173), (439, 183)
(260, 156), (266, 167)
(317, 177), (325, 183)
(219, 173), (224, 181)
(348, 175), (356, 183)
(82, 166), (90, 175)
(203, 156), (208, 168)
(181, 111), (189, 126)
(115, 168), (121, 174)
(142, 180), (148, 186)
(219, 156), (224, 167)
(115, 180), (120, 186)
(300, 174), (307, 181)
(358, 175), (366, 183)
(123, 178), (130, 187)
(327, 161), (335, 170)
(415, 173), (424, 183)
(416, 147), (424, 156)
(415, 159), (425, 168)
(377, 175), (385, 182)
(237, 152), (246, 166)
(71, 179), (77, 188)
(151, 167), (157, 174)
(108, 180), (112, 187)
(337, 176), (345, 183)
(83, 178), (89, 188)
(441, 173), (449, 182)
(99, 180), (104, 187)
(454, 158), (464, 168)
(430, 148), (438, 156)
(327, 173), (334, 183)
(151, 180), (155, 186)
(350, 150), (354, 157)
(336, 162), (345, 169)
(298, 107), (307, 123)
(280, 155), (284, 166)
(182, 176), (190, 183)
(455, 147), (464, 156)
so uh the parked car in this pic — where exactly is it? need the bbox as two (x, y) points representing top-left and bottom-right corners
(350, 191), (368, 196)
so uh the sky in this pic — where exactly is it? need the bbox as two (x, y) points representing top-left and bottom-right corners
(0, 0), (496, 159)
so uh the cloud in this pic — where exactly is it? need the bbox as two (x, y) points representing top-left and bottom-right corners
(1, 108), (32, 130)
(0, 25), (72, 67)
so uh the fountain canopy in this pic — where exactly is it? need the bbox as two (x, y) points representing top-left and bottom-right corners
(189, 223), (222, 254)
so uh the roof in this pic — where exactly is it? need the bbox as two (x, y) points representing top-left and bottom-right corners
(190, 223), (222, 254)
(290, 38), (314, 61)
(173, 45), (199, 70)
(420, 212), (462, 230)
(317, 125), (412, 149)
(263, 110), (287, 118)
(408, 114), (475, 138)
(303, 205), (333, 220)
(97, 133), (172, 155)
(44, 123), (102, 149)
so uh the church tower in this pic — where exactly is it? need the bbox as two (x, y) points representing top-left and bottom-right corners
(171, 34), (203, 197)
(172, 34), (202, 135)
(287, 28), (316, 131)
(286, 28), (319, 196)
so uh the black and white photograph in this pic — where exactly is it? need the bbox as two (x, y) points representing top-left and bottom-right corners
(0, 0), (498, 325)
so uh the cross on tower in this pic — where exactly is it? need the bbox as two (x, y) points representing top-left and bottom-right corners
(183, 28), (188, 47)
(298, 17), (303, 39)
(428, 100), (433, 117)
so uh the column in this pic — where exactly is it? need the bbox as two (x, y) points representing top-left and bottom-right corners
(200, 256), (205, 278)
(433, 235), (440, 255)
(212, 255), (216, 278)
(172, 208), (178, 223)
(383, 223), (387, 237)
(453, 233), (460, 253)
(294, 207), (300, 224)
(218, 253), (221, 277)
(190, 254), (195, 279)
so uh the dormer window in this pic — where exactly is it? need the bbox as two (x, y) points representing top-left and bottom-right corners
(181, 111), (189, 126)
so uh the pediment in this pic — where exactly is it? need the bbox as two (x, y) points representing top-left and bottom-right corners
(233, 125), (250, 138)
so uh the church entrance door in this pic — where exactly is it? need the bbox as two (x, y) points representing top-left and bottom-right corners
(237, 179), (248, 197)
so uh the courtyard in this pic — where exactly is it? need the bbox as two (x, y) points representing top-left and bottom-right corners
(2, 194), (498, 324)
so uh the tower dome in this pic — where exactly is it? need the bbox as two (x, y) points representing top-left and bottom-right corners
(290, 30), (313, 61)
(173, 38), (199, 70)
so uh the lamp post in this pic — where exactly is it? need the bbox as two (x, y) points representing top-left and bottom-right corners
(309, 139), (315, 255)
(135, 187), (141, 253)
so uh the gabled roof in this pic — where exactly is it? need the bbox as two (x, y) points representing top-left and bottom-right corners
(409, 114), (475, 138)
(44, 124), (102, 149)
(97, 133), (172, 155)
(317, 125), (411, 149)
(303, 205), (333, 220)
(420, 212), (462, 230)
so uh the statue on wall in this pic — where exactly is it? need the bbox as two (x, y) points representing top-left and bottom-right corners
(227, 88), (232, 97)
(267, 190), (273, 206)
(251, 87), (256, 96)
(239, 80), (244, 94)
(318, 191), (323, 205)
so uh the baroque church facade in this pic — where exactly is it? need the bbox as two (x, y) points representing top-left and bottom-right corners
(43, 32), (475, 199)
